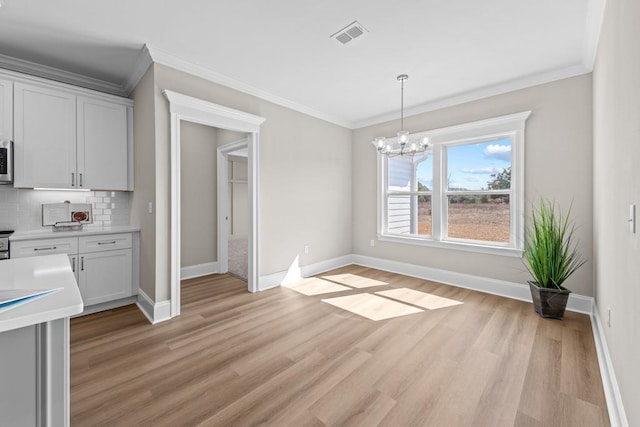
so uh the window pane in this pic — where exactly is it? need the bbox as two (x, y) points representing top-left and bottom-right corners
(387, 156), (413, 191)
(387, 195), (432, 236)
(387, 195), (411, 234)
(416, 155), (433, 192)
(417, 195), (432, 236)
(447, 195), (510, 243)
(447, 138), (512, 191)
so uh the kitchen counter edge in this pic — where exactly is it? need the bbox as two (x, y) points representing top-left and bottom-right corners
(9, 225), (141, 241)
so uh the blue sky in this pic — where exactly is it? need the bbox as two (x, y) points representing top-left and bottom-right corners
(417, 138), (512, 191)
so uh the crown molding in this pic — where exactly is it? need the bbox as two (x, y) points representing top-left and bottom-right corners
(122, 45), (153, 96)
(0, 53), (126, 96)
(353, 64), (590, 129)
(145, 44), (353, 129)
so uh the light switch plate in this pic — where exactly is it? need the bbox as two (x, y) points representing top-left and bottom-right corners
(630, 204), (636, 234)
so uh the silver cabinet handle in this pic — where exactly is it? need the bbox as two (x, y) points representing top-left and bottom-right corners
(81, 256), (84, 271)
(71, 172), (75, 187)
(71, 257), (76, 272)
(97, 241), (117, 245)
(79, 173), (83, 187)
(34, 246), (57, 251)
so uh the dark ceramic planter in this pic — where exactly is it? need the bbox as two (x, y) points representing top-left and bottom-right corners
(528, 281), (571, 320)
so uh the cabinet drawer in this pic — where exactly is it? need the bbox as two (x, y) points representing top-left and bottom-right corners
(79, 233), (132, 253)
(10, 238), (78, 258)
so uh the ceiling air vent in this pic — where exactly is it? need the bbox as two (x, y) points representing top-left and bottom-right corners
(331, 21), (368, 45)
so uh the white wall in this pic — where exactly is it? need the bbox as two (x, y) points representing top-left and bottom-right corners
(353, 74), (594, 297)
(593, 0), (640, 424)
(180, 120), (217, 267)
(228, 155), (248, 238)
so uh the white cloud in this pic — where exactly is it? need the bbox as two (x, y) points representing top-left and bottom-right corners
(459, 167), (497, 175)
(484, 144), (511, 161)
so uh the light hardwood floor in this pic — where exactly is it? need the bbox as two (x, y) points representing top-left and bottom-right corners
(70, 265), (609, 426)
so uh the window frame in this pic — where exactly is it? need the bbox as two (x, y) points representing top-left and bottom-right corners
(376, 111), (531, 257)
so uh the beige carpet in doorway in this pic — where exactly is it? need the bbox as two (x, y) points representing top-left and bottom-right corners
(228, 238), (248, 280)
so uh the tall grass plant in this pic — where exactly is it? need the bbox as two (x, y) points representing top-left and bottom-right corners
(524, 200), (586, 289)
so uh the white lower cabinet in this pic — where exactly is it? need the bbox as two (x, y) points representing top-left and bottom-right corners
(11, 232), (136, 311)
(78, 249), (132, 306)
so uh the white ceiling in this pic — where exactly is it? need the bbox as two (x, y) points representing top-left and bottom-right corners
(0, 0), (605, 129)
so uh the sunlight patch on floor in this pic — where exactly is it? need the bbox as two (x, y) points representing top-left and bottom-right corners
(376, 288), (464, 310)
(321, 294), (423, 321)
(283, 277), (352, 295)
(320, 273), (389, 289)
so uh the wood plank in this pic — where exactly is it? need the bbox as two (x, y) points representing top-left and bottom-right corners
(69, 268), (609, 426)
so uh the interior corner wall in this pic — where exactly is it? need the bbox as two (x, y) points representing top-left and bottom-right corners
(352, 74), (594, 297)
(180, 121), (218, 267)
(130, 64), (157, 300)
(593, 0), (640, 424)
(149, 63), (353, 301)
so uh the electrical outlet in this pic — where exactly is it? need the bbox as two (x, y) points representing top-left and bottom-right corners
(148, 202), (153, 214)
(607, 307), (611, 327)
(304, 245), (309, 254)
(370, 239), (375, 247)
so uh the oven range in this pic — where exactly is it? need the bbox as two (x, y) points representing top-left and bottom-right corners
(0, 230), (14, 260)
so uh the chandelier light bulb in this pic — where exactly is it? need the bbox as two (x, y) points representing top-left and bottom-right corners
(420, 136), (429, 147)
(398, 130), (409, 143)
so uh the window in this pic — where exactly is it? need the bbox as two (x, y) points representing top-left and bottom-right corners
(377, 111), (531, 256)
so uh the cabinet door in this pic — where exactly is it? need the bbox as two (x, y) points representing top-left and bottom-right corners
(77, 97), (128, 190)
(0, 325), (38, 427)
(79, 248), (132, 306)
(14, 83), (77, 188)
(0, 78), (12, 140)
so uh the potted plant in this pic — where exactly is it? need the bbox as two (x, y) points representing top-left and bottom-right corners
(523, 199), (586, 319)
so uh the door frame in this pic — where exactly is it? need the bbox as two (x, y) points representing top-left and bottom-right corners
(163, 90), (265, 318)
(216, 138), (248, 275)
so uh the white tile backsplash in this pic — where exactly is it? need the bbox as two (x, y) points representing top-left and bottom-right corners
(0, 187), (130, 230)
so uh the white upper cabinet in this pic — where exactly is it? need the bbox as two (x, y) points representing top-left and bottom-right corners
(77, 96), (129, 191)
(14, 83), (77, 188)
(0, 79), (12, 140)
(10, 75), (133, 191)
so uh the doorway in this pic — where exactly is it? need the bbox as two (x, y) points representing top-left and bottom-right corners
(217, 137), (249, 280)
(164, 90), (265, 318)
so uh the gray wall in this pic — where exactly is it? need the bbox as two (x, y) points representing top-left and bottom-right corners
(353, 74), (594, 297)
(130, 64), (157, 300)
(180, 121), (218, 267)
(593, 0), (640, 423)
(140, 63), (353, 301)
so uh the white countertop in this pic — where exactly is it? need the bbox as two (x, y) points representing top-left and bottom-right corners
(0, 254), (83, 333)
(10, 225), (140, 241)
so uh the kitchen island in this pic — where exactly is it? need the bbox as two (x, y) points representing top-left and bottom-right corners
(0, 254), (83, 427)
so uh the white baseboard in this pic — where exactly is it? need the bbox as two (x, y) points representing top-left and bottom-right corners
(259, 255), (354, 291)
(180, 261), (219, 280)
(136, 289), (171, 325)
(351, 254), (593, 314)
(591, 304), (628, 427)
(258, 253), (592, 314)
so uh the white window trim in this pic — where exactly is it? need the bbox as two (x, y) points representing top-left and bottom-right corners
(376, 111), (531, 257)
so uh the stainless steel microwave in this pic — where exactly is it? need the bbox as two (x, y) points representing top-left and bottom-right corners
(0, 139), (13, 185)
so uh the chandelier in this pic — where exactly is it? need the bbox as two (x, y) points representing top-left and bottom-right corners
(371, 74), (430, 158)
